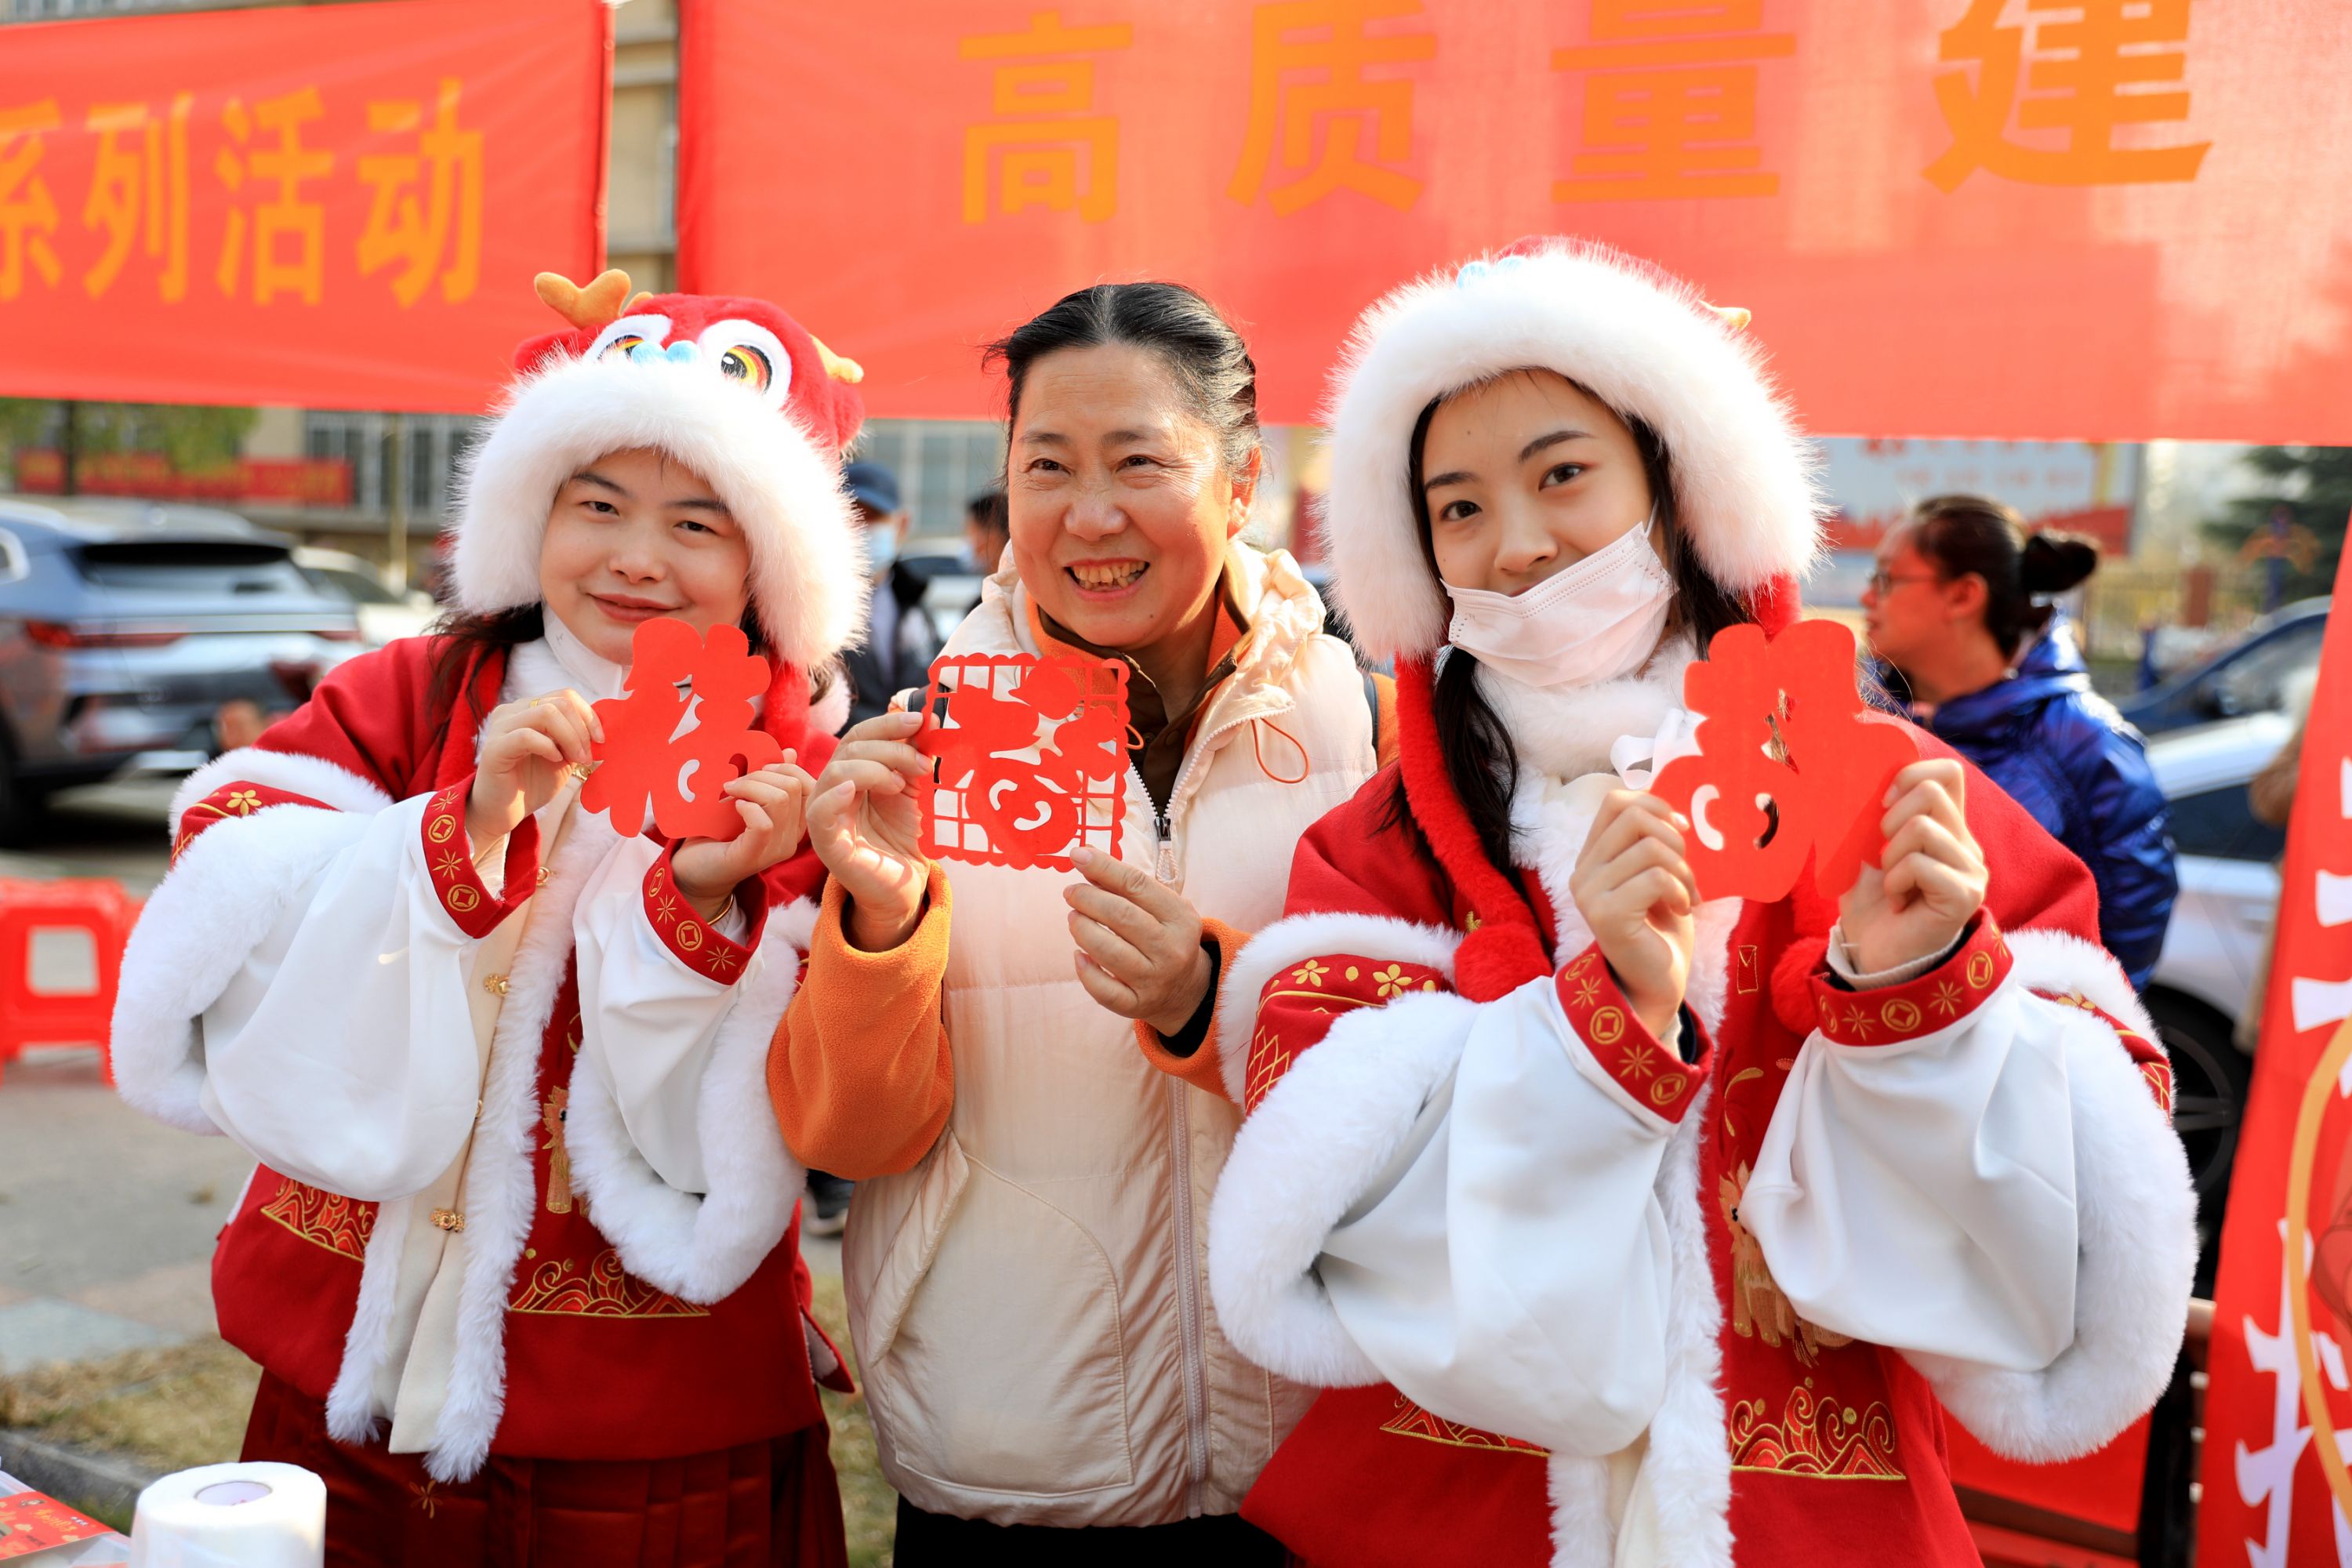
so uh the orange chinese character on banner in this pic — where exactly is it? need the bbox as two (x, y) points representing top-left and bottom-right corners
(0, 100), (63, 301)
(1926, 0), (2211, 191)
(358, 78), (485, 307)
(1227, 0), (1436, 215)
(82, 95), (192, 301)
(959, 11), (1134, 225)
(1552, 0), (1795, 201)
(214, 87), (336, 304)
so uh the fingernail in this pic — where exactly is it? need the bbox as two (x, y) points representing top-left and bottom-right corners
(1070, 846), (1093, 866)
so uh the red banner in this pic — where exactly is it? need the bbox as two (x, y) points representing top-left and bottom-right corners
(2198, 525), (2352, 1565)
(0, 0), (609, 413)
(11, 449), (352, 506)
(680, 0), (2352, 442)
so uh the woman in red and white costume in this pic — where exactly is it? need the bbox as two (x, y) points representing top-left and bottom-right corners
(1202, 241), (2198, 1566)
(110, 273), (869, 1566)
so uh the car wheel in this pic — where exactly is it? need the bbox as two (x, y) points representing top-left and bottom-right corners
(0, 723), (30, 847)
(2144, 987), (2252, 1296)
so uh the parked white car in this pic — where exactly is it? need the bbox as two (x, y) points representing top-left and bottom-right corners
(2142, 708), (2294, 1279)
(293, 547), (439, 646)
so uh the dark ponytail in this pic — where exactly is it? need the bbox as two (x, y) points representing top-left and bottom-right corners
(1907, 494), (2098, 660)
(1382, 376), (1754, 880)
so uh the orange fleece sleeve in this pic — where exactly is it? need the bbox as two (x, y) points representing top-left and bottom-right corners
(1133, 917), (1251, 1100)
(768, 866), (955, 1179)
(1372, 671), (1401, 769)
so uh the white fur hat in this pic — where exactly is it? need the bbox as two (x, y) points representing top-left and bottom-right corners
(1319, 238), (1824, 664)
(452, 277), (870, 673)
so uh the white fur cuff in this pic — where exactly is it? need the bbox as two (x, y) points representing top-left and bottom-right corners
(113, 804), (376, 1133)
(1216, 911), (1463, 1103)
(1906, 995), (2197, 1460)
(1208, 989), (1475, 1388)
(563, 899), (811, 1303)
(169, 746), (394, 826)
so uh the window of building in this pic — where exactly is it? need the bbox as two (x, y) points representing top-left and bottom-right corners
(856, 419), (1004, 539)
(303, 412), (483, 517)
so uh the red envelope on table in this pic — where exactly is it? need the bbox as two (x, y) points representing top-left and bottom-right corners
(581, 617), (782, 842)
(1650, 619), (1920, 904)
(0, 1489), (114, 1557)
(913, 652), (1130, 871)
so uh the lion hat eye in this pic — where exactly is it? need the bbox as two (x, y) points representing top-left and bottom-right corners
(586, 313), (674, 364)
(697, 319), (793, 411)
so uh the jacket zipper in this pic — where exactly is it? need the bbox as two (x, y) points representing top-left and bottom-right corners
(1145, 704), (1269, 1511)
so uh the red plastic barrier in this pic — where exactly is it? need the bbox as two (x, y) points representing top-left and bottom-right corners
(0, 878), (143, 1080)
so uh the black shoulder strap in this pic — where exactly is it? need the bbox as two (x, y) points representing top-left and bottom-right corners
(1363, 670), (1381, 753)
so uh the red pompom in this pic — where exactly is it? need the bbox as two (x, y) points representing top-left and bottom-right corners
(1750, 574), (1801, 638)
(1771, 934), (1829, 1034)
(1455, 922), (1552, 1003)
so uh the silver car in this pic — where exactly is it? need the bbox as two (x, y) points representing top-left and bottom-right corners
(0, 495), (363, 837)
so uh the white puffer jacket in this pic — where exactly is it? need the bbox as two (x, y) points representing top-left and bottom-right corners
(842, 542), (1378, 1526)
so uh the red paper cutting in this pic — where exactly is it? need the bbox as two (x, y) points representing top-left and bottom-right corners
(913, 652), (1129, 871)
(583, 617), (782, 842)
(1650, 619), (1921, 904)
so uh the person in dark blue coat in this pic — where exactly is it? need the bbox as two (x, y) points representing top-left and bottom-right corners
(1864, 494), (2178, 989)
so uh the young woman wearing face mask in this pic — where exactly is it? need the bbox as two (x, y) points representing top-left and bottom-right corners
(767, 283), (1396, 1559)
(1200, 242), (2198, 1567)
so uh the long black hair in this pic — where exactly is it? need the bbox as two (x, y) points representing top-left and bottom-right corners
(1383, 379), (1751, 880)
(1902, 493), (2100, 661)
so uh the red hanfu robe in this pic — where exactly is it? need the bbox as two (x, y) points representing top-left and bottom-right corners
(113, 637), (851, 1567)
(1204, 692), (2194, 1567)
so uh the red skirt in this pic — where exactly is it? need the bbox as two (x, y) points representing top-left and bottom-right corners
(241, 1372), (849, 1568)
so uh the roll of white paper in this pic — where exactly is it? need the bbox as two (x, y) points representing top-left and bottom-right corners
(129, 1462), (325, 1568)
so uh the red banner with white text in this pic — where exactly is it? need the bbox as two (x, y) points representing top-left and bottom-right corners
(2200, 525), (2352, 1564)
(0, 0), (609, 412)
(680, 0), (2352, 441)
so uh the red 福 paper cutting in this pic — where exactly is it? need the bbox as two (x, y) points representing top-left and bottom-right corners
(582, 616), (782, 842)
(914, 652), (1129, 871)
(1650, 619), (1919, 903)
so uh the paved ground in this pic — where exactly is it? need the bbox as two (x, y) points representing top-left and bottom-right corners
(0, 776), (841, 1381)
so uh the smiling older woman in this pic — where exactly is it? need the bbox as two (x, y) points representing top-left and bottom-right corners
(767, 282), (1396, 1561)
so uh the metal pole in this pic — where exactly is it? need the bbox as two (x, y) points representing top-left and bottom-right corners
(387, 412), (408, 593)
(58, 401), (77, 497)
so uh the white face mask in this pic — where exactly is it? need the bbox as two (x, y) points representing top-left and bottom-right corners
(1443, 521), (1675, 690)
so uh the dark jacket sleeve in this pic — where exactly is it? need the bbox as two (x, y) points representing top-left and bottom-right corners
(2051, 702), (2179, 989)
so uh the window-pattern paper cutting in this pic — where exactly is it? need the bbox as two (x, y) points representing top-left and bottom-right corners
(915, 652), (1129, 871)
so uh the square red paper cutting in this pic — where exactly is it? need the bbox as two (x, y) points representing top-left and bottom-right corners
(914, 652), (1130, 872)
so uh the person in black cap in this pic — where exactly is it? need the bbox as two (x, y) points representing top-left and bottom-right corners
(840, 459), (943, 733)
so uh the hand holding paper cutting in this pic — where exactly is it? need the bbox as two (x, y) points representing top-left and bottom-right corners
(805, 709), (933, 951)
(468, 687), (604, 848)
(1568, 787), (1699, 1042)
(670, 757), (819, 913)
(1835, 757), (1989, 975)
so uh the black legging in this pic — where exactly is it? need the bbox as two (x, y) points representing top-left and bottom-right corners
(891, 1497), (1287, 1566)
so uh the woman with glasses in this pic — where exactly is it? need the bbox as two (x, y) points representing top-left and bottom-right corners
(1861, 494), (2176, 989)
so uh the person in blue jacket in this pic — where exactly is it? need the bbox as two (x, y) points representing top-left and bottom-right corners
(1864, 493), (2178, 988)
